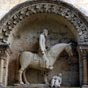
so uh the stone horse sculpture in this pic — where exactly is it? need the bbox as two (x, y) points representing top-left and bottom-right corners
(19, 43), (73, 84)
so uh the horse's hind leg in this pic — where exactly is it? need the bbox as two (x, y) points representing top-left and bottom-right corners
(23, 70), (30, 84)
(19, 68), (24, 84)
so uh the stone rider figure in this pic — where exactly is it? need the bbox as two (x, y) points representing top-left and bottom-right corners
(39, 29), (49, 69)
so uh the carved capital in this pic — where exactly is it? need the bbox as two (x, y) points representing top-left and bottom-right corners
(79, 46), (88, 60)
(0, 43), (9, 59)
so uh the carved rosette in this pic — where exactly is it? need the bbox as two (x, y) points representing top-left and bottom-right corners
(0, 1), (88, 45)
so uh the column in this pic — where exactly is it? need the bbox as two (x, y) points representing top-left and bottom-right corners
(0, 58), (4, 85)
(80, 49), (88, 88)
(77, 46), (83, 86)
(0, 43), (9, 87)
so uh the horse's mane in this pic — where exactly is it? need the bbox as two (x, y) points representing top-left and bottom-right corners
(50, 43), (70, 50)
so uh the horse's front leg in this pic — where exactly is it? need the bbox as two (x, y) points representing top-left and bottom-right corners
(44, 72), (49, 85)
(19, 68), (24, 84)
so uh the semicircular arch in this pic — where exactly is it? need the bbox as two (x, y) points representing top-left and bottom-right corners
(0, 0), (88, 45)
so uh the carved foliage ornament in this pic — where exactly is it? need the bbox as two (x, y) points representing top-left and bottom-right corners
(80, 47), (88, 59)
(0, 2), (88, 44)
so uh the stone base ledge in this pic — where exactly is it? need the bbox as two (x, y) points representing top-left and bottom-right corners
(7, 87), (80, 88)
(8, 84), (48, 88)
(82, 85), (88, 88)
(7, 84), (80, 88)
(0, 84), (80, 88)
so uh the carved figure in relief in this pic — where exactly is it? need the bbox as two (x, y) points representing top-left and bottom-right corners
(51, 74), (62, 88)
(18, 42), (73, 84)
(39, 29), (50, 69)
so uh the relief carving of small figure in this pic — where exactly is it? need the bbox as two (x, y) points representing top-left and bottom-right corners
(50, 73), (62, 88)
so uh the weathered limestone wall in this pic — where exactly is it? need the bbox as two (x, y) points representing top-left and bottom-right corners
(0, 0), (27, 19)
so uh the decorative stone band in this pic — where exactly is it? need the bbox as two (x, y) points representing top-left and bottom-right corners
(0, 1), (88, 44)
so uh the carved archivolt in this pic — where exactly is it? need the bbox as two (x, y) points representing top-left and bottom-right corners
(0, 1), (88, 44)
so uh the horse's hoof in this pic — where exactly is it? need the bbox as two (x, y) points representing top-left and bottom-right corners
(26, 82), (30, 85)
(20, 82), (24, 85)
(49, 66), (53, 70)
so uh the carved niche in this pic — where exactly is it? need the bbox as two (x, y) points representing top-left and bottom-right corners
(0, 0), (88, 87)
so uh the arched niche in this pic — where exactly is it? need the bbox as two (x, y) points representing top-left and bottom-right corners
(0, 0), (88, 44)
(0, 0), (88, 87)
(7, 13), (79, 86)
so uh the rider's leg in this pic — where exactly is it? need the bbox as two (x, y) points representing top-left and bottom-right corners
(42, 53), (49, 68)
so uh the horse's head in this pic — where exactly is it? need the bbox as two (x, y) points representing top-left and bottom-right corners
(64, 43), (73, 57)
(47, 43), (73, 67)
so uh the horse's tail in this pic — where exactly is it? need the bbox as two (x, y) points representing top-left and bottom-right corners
(18, 50), (24, 69)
